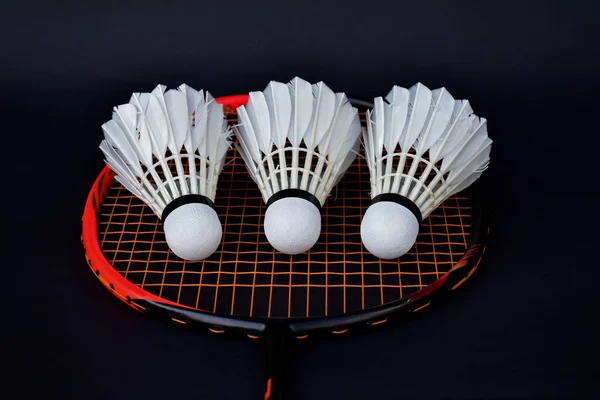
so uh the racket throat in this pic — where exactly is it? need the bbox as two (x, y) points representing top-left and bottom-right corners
(264, 327), (289, 400)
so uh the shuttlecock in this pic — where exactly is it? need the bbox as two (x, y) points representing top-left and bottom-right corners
(361, 83), (492, 259)
(99, 84), (232, 260)
(235, 77), (362, 255)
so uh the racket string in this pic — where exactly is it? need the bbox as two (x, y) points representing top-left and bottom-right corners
(97, 109), (472, 319)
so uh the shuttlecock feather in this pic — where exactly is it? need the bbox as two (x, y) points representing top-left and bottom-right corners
(361, 83), (492, 259)
(235, 77), (362, 255)
(99, 84), (232, 261)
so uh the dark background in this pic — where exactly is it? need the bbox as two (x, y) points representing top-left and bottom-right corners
(3, 1), (599, 399)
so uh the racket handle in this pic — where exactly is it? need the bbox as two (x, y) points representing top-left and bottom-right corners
(264, 328), (287, 400)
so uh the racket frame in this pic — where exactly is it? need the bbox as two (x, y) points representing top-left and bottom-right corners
(82, 94), (490, 399)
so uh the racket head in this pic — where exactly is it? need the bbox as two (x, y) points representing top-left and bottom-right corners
(81, 93), (490, 339)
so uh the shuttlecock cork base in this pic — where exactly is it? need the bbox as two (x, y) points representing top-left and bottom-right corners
(161, 194), (222, 261)
(360, 193), (422, 260)
(264, 189), (322, 255)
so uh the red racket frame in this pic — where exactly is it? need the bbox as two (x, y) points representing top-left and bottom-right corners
(81, 93), (490, 399)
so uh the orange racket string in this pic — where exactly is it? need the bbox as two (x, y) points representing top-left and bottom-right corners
(91, 107), (473, 319)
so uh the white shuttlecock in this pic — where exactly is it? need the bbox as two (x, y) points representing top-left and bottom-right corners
(99, 84), (232, 261)
(361, 83), (492, 259)
(235, 77), (362, 255)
